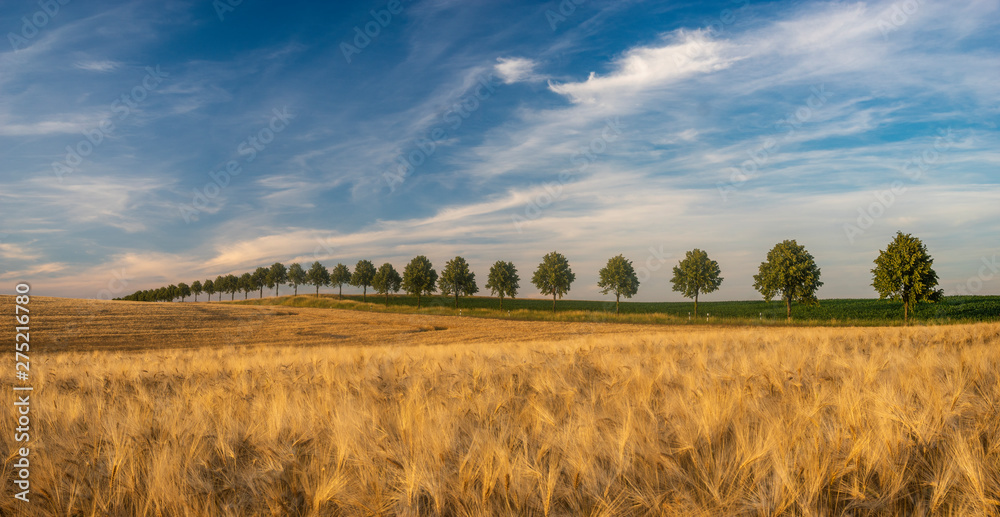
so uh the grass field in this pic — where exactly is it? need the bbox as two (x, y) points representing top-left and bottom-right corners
(3, 297), (1000, 515)
(233, 292), (1000, 326)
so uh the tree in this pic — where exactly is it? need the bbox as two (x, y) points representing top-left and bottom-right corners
(252, 267), (268, 298)
(288, 263), (306, 296)
(167, 284), (178, 302)
(203, 279), (215, 302)
(532, 251), (576, 312)
(438, 256), (479, 309)
(306, 261), (331, 297)
(351, 260), (376, 302)
(239, 272), (253, 299)
(177, 282), (191, 302)
(225, 274), (239, 300)
(191, 280), (202, 302)
(872, 231), (943, 323)
(330, 263), (351, 299)
(753, 240), (823, 319)
(670, 249), (723, 317)
(372, 263), (402, 305)
(215, 275), (227, 302)
(266, 262), (288, 297)
(485, 260), (519, 310)
(598, 254), (639, 315)
(402, 255), (437, 308)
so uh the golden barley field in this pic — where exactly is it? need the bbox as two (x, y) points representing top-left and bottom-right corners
(2, 297), (1000, 516)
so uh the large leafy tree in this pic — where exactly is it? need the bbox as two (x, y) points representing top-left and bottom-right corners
(598, 254), (640, 315)
(872, 231), (943, 323)
(670, 249), (723, 317)
(177, 282), (191, 302)
(532, 251), (576, 312)
(372, 263), (402, 305)
(225, 274), (239, 300)
(190, 280), (202, 302)
(351, 260), (376, 302)
(306, 261), (331, 297)
(438, 256), (479, 309)
(215, 275), (227, 302)
(287, 263), (306, 296)
(402, 255), (437, 309)
(252, 267), (268, 298)
(485, 260), (519, 310)
(330, 263), (351, 299)
(203, 279), (215, 302)
(239, 272), (254, 299)
(266, 262), (288, 296)
(753, 240), (823, 319)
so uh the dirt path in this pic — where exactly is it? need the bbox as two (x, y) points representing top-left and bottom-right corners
(2, 296), (710, 353)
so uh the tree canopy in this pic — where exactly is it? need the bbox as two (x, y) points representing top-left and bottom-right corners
(872, 231), (942, 323)
(351, 260), (376, 302)
(670, 249), (723, 317)
(753, 240), (823, 319)
(438, 256), (479, 308)
(266, 263), (288, 296)
(306, 261), (331, 297)
(532, 251), (575, 312)
(287, 263), (306, 296)
(372, 263), (402, 304)
(597, 254), (639, 315)
(485, 260), (519, 310)
(330, 263), (351, 299)
(402, 255), (437, 308)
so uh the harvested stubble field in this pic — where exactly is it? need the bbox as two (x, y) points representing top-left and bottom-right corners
(2, 296), (1000, 516)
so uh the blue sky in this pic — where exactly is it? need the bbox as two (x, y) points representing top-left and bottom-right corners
(1, 0), (998, 302)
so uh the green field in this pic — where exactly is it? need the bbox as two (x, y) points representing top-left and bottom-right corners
(230, 292), (1000, 326)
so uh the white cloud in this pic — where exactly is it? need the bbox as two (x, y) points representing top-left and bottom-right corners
(494, 57), (540, 84)
(549, 30), (738, 105)
(73, 60), (120, 72)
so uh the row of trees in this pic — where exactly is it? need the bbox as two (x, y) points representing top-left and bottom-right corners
(117, 232), (942, 321)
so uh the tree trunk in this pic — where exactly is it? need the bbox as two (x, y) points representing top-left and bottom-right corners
(231, 292), (234, 301)
(454, 290), (458, 309)
(499, 295), (504, 311)
(616, 294), (620, 315)
(259, 287), (263, 298)
(244, 291), (248, 300)
(294, 285), (298, 296)
(904, 301), (909, 325)
(694, 290), (699, 318)
(339, 285), (343, 300)
(363, 286), (366, 302)
(316, 285), (320, 298)
(552, 290), (556, 312)
(385, 292), (389, 305)
(417, 293), (421, 309)
(276, 285), (280, 297)
(785, 296), (792, 320)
